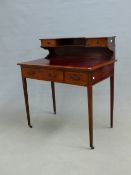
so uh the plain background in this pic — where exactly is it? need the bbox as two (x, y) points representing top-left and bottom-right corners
(0, 0), (131, 174)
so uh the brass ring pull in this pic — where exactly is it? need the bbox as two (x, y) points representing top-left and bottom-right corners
(70, 75), (80, 81)
(28, 72), (35, 76)
(96, 41), (99, 44)
(48, 73), (56, 79)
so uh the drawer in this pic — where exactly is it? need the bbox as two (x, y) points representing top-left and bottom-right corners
(65, 71), (87, 86)
(22, 67), (63, 82)
(41, 39), (57, 47)
(92, 64), (114, 84)
(87, 38), (108, 47)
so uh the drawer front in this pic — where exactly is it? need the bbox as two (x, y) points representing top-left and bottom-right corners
(65, 71), (87, 86)
(87, 38), (108, 47)
(22, 67), (63, 82)
(41, 39), (57, 47)
(92, 64), (114, 84)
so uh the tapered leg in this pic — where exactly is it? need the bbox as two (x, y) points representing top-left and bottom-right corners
(51, 82), (56, 114)
(87, 86), (94, 149)
(22, 77), (32, 128)
(110, 75), (114, 128)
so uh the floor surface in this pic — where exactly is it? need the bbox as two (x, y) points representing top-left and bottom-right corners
(0, 67), (131, 175)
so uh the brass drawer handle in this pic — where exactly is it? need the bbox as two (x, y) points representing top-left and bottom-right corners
(27, 71), (36, 76)
(48, 73), (56, 78)
(96, 41), (99, 44)
(70, 75), (80, 81)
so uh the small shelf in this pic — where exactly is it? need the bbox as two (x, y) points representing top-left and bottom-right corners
(40, 37), (115, 49)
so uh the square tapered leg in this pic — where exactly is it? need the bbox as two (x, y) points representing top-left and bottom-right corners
(51, 82), (56, 114)
(87, 86), (94, 149)
(22, 77), (32, 128)
(110, 75), (114, 128)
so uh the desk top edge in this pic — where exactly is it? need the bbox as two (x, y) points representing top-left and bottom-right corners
(18, 59), (116, 72)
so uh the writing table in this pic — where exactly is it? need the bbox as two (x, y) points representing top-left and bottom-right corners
(18, 37), (116, 149)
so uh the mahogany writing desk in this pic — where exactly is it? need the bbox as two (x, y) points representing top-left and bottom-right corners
(18, 37), (116, 149)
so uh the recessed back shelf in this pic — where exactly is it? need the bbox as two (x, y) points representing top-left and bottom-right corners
(57, 38), (85, 46)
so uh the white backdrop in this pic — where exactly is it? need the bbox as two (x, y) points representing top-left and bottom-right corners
(0, 0), (131, 175)
(0, 0), (131, 104)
